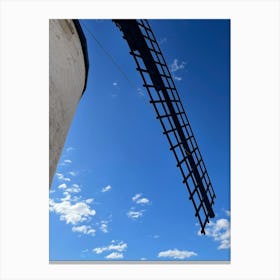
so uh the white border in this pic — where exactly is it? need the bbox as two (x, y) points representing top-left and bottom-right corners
(1, 0), (279, 279)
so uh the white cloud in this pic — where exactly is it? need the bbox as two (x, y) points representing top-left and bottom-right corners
(50, 175), (97, 238)
(170, 59), (186, 72)
(56, 173), (71, 182)
(98, 218), (111, 233)
(72, 225), (88, 234)
(135, 198), (149, 204)
(49, 199), (96, 225)
(69, 171), (77, 176)
(56, 173), (64, 180)
(93, 241), (127, 255)
(225, 210), (230, 216)
(159, 37), (167, 45)
(58, 183), (67, 189)
(113, 82), (118, 86)
(71, 195), (82, 202)
(66, 147), (74, 152)
(65, 184), (81, 193)
(100, 222), (108, 233)
(87, 229), (96, 236)
(136, 87), (145, 97)
(72, 225), (96, 236)
(105, 252), (123, 260)
(127, 193), (150, 219)
(106, 241), (127, 252)
(174, 75), (182, 81)
(218, 239), (230, 250)
(199, 217), (230, 250)
(127, 209), (144, 219)
(170, 59), (186, 81)
(153, 235), (160, 239)
(64, 159), (72, 164)
(101, 185), (112, 193)
(85, 198), (94, 204)
(140, 257), (147, 260)
(132, 193), (142, 202)
(158, 249), (197, 260)
(132, 193), (150, 205)
(93, 247), (105, 254)
(61, 192), (71, 201)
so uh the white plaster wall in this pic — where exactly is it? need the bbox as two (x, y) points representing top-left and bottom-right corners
(49, 19), (86, 188)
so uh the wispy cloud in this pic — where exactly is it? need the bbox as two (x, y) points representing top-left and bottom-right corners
(57, 183), (82, 202)
(174, 76), (182, 81)
(85, 198), (94, 204)
(224, 210), (230, 217)
(69, 171), (77, 177)
(132, 193), (150, 204)
(105, 252), (123, 259)
(158, 249), (197, 260)
(61, 192), (71, 201)
(99, 220), (109, 233)
(153, 235), (160, 239)
(198, 215), (230, 250)
(132, 193), (142, 202)
(136, 198), (149, 205)
(66, 147), (74, 152)
(101, 185), (112, 193)
(85, 229), (96, 236)
(97, 216), (112, 234)
(100, 223), (108, 233)
(170, 59), (186, 72)
(59, 159), (72, 167)
(159, 37), (167, 45)
(112, 81), (120, 96)
(72, 225), (96, 236)
(60, 191), (81, 202)
(128, 193), (150, 219)
(136, 87), (145, 98)
(65, 184), (81, 193)
(127, 209), (144, 219)
(93, 240), (127, 254)
(170, 58), (186, 81)
(58, 183), (67, 189)
(56, 173), (71, 182)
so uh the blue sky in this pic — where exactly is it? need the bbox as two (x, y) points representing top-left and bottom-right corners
(49, 19), (230, 261)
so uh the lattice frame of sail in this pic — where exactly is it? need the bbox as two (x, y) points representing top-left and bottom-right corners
(113, 19), (216, 234)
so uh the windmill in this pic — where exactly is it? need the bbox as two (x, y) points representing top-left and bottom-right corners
(113, 20), (216, 234)
(49, 19), (216, 235)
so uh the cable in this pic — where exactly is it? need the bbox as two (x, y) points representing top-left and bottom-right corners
(80, 21), (136, 89)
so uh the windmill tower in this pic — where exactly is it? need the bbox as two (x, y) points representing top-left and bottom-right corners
(49, 19), (88, 188)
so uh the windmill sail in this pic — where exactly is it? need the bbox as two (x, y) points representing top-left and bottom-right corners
(113, 19), (216, 234)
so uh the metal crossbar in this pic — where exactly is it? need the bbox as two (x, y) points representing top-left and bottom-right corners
(113, 19), (216, 234)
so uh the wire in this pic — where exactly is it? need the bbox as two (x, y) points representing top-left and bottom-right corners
(80, 21), (136, 89)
